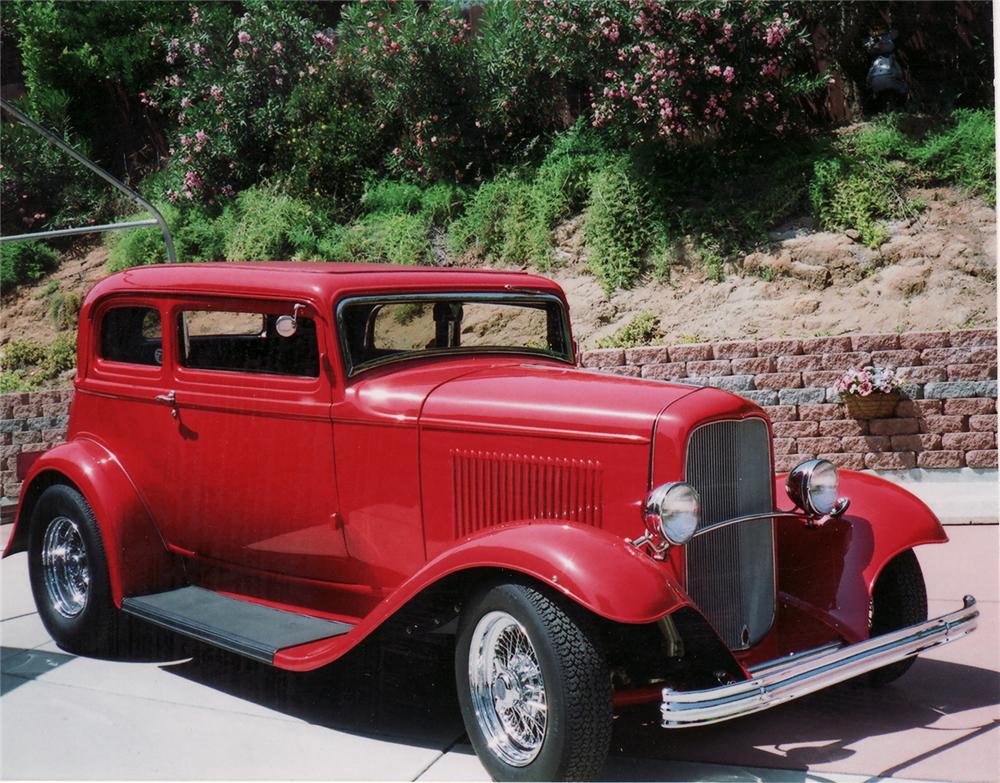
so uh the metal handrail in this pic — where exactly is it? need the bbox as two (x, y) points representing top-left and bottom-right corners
(0, 97), (176, 263)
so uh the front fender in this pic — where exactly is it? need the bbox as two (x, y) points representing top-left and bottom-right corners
(3, 439), (180, 605)
(274, 522), (688, 671)
(776, 469), (947, 643)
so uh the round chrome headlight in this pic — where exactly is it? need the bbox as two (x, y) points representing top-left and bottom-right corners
(786, 459), (840, 516)
(645, 482), (701, 546)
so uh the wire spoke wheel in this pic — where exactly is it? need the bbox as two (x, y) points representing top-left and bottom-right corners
(468, 611), (548, 767)
(41, 515), (90, 618)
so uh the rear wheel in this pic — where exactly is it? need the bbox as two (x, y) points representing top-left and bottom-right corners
(864, 549), (927, 686)
(456, 581), (612, 782)
(28, 485), (120, 656)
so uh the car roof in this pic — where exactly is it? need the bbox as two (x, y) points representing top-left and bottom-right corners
(87, 262), (566, 305)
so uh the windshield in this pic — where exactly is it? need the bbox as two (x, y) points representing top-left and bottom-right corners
(337, 293), (573, 375)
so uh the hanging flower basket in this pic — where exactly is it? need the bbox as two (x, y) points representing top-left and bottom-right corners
(843, 391), (899, 419)
(834, 365), (905, 419)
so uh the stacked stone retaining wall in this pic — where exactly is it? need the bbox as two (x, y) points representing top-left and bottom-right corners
(1, 329), (997, 501)
(580, 328), (997, 472)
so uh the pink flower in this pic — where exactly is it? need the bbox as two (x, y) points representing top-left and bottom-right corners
(237, 30), (252, 45)
(273, 41), (283, 54)
(195, 130), (207, 145)
(183, 170), (203, 190)
(723, 66), (735, 83)
(209, 85), (223, 101)
(180, 97), (192, 108)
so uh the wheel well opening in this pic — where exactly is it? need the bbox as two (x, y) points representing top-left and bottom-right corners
(8, 472), (81, 554)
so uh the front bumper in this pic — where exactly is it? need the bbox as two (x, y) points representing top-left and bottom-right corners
(662, 595), (978, 728)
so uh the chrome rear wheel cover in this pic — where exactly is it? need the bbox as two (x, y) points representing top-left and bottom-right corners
(468, 610), (547, 767)
(41, 516), (90, 618)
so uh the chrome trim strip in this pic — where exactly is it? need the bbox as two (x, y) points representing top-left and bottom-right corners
(661, 596), (978, 728)
(690, 512), (807, 539)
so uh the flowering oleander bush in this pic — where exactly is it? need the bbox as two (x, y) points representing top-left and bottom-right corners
(481, 0), (820, 144)
(834, 366), (904, 397)
(146, 1), (331, 203)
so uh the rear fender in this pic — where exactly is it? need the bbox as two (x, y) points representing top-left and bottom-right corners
(3, 439), (181, 605)
(275, 522), (689, 670)
(776, 469), (947, 642)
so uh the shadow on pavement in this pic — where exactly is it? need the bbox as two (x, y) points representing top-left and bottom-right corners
(156, 626), (464, 751)
(1, 646), (76, 695)
(606, 657), (1000, 780)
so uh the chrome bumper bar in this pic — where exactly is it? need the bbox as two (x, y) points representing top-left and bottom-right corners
(662, 595), (978, 728)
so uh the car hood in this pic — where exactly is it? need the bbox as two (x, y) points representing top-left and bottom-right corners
(420, 362), (701, 443)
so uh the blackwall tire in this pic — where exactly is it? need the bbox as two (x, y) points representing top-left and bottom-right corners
(28, 484), (120, 656)
(864, 549), (928, 687)
(455, 580), (612, 782)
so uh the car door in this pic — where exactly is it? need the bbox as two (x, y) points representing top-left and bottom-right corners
(148, 296), (349, 582)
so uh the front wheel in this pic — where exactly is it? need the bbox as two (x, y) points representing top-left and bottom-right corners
(28, 484), (121, 656)
(864, 549), (928, 687)
(456, 581), (612, 782)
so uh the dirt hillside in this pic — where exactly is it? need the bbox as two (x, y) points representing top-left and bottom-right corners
(1, 185), (995, 379)
(540, 185), (996, 348)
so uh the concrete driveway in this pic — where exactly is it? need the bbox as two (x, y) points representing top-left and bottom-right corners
(2, 523), (997, 782)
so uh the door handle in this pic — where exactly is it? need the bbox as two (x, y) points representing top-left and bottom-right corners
(155, 390), (178, 418)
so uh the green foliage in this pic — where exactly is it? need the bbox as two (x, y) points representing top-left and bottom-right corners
(223, 185), (328, 261)
(0, 371), (39, 393)
(0, 241), (60, 289)
(809, 157), (903, 247)
(43, 333), (78, 378)
(596, 313), (663, 349)
(2, 340), (48, 370)
(322, 212), (431, 266)
(447, 124), (609, 267)
(911, 109), (995, 204)
(49, 290), (82, 331)
(448, 177), (532, 263)
(0, 90), (114, 236)
(585, 157), (658, 293)
(106, 202), (233, 271)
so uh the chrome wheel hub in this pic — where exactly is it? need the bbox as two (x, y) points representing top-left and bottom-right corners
(468, 611), (547, 767)
(41, 516), (90, 618)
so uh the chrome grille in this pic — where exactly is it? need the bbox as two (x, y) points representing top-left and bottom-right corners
(685, 418), (775, 650)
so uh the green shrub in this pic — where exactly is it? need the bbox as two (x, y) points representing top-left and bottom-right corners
(448, 177), (536, 263)
(41, 333), (77, 379)
(0, 371), (39, 393)
(106, 202), (230, 271)
(322, 212), (430, 266)
(419, 184), (467, 225)
(49, 290), (82, 331)
(2, 340), (47, 370)
(810, 157), (909, 248)
(596, 313), (663, 349)
(1, 241), (60, 289)
(584, 157), (657, 292)
(223, 185), (329, 262)
(912, 109), (995, 204)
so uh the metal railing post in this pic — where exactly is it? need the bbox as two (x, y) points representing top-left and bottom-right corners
(0, 97), (177, 263)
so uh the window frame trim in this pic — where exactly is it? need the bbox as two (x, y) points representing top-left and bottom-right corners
(334, 291), (574, 378)
(169, 296), (325, 391)
(91, 298), (167, 381)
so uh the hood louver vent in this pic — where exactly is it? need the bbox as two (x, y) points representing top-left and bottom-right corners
(451, 450), (603, 537)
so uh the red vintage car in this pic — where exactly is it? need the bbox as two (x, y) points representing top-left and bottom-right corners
(5, 263), (978, 781)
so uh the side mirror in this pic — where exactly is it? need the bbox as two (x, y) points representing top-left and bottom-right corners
(275, 303), (306, 338)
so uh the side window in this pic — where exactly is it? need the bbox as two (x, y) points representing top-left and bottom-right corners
(100, 307), (163, 366)
(179, 309), (319, 378)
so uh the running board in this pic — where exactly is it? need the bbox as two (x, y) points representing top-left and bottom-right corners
(121, 586), (354, 664)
